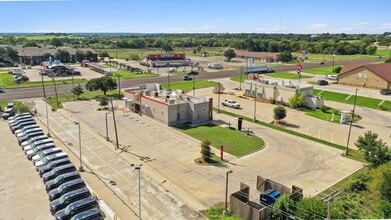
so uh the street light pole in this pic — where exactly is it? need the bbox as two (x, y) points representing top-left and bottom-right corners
(346, 89), (358, 155)
(74, 121), (84, 172)
(239, 67), (243, 90)
(41, 70), (50, 137)
(253, 86), (257, 122)
(217, 82), (221, 113)
(193, 74), (195, 97)
(105, 112), (109, 141)
(332, 54), (335, 73)
(117, 67), (121, 98)
(52, 75), (59, 109)
(224, 170), (233, 215)
(131, 164), (142, 220)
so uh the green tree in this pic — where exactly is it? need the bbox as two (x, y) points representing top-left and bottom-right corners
(14, 101), (35, 114)
(75, 50), (85, 63)
(273, 106), (286, 122)
(271, 194), (296, 220)
(71, 84), (84, 99)
(365, 45), (377, 55)
(85, 76), (117, 95)
(51, 38), (63, 47)
(223, 48), (236, 61)
(213, 83), (225, 94)
(295, 197), (328, 219)
(161, 43), (173, 53)
(55, 49), (70, 63)
(288, 93), (305, 109)
(371, 162), (391, 202)
(355, 131), (391, 167)
(98, 51), (110, 58)
(277, 51), (293, 62)
(85, 50), (96, 61)
(334, 66), (342, 73)
(200, 140), (211, 162)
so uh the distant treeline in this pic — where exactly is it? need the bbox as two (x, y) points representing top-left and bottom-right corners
(1, 32), (390, 55)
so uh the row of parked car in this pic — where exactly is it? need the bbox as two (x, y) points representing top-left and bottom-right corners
(7, 113), (104, 220)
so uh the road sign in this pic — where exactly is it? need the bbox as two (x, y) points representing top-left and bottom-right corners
(247, 58), (254, 64)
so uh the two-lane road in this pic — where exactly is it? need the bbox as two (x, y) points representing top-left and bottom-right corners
(0, 58), (380, 101)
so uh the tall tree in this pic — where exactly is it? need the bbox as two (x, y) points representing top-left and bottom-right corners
(278, 51), (293, 62)
(295, 197), (328, 219)
(71, 84), (84, 99)
(271, 194), (296, 220)
(85, 76), (117, 95)
(355, 131), (391, 167)
(55, 49), (70, 63)
(223, 48), (236, 61)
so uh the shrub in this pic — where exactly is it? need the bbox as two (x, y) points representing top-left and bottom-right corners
(200, 140), (211, 162)
(319, 105), (330, 113)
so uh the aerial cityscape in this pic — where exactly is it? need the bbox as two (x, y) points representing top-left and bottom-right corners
(0, 0), (391, 220)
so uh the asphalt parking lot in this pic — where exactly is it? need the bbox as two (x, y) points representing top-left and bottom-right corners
(34, 97), (363, 217)
(0, 118), (52, 219)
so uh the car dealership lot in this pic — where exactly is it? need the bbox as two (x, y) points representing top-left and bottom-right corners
(0, 119), (52, 219)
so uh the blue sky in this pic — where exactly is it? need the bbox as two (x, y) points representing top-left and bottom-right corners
(0, 0), (390, 34)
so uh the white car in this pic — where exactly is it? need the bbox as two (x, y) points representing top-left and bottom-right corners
(222, 100), (240, 109)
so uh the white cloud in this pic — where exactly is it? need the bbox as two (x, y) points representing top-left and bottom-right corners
(162, 27), (186, 33)
(351, 22), (369, 26)
(193, 25), (215, 32)
(307, 23), (328, 29)
(256, 25), (286, 33)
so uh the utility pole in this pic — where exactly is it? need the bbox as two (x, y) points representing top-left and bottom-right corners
(253, 85), (257, 122)
(239, 67), (243, 90)
(110, 99), (119, 150)
(217, 82), (221, 113)
(52, 75), (59, 109)
(346, 89), (358, 155)
(117, 67), (121, 98)
(224, 170), (233, 215)
(323, 190), (340, 220)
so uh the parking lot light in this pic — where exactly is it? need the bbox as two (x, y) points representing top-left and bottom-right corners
(74, 121), (84, 172)
(224, 170), (233, 215)
(131, 164), (142, 220)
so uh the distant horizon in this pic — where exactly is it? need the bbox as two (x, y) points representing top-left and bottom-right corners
(0, 32), (387, 35)
(0, 0), (390, 34)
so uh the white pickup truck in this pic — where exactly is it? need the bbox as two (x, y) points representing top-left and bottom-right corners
(222, 100), (240, 109)
(325, 75), (338, 80)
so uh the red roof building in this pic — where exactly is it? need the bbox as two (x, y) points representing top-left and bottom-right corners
(339, 62), (391, 89)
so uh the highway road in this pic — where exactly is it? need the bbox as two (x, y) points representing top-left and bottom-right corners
(0, 58), (382, 101)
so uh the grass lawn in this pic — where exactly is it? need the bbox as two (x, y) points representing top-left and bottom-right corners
(0, 72), (87, 89)
(177, 124), (264, 157)
(265, 71), (313, 79)
(111, 69), (156, 79)
(230, 75), (249, 83)
(292, 52), (381, 62)
(314, 89), (386, 110)
(303, 66), (335, 75)
(303, 108), (361, 123)
(46, 90), (121, 110)
(161, 80), (218, 92)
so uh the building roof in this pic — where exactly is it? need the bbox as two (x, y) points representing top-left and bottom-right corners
(234, 50), (279, 60)
(341, 62), (391, 82)
(1, 45), (96, 57)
